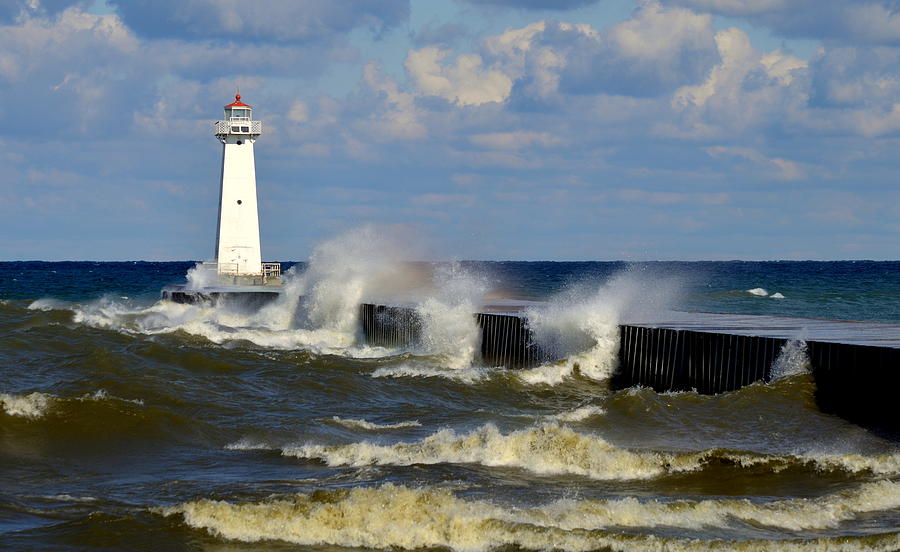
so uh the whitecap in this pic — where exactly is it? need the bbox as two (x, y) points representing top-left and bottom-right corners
(282, 423), (696, 481)
(27, 298), (70, 311)
(328, 417), (422, 430)
(224, 437), (277, 451)
(371, 363), (491, 384)
(549, 405), (606, 422)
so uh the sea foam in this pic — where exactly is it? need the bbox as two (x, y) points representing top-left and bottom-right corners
(0, 391), (53, 419)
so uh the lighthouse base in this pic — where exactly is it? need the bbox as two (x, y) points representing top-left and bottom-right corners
(161, 284), (283, 309)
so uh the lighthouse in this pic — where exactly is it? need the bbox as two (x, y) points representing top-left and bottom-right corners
(160, 94), (282, 304)
(212, 94), (280, 284)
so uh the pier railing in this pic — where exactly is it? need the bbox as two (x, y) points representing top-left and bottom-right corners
(262, 263), (281, 279)
(193, 261), (281, 285)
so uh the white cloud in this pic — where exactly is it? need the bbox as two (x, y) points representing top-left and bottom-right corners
(361, 62), (426, 140)
(479, 4), (718, 100)
(405, 47), (512, 106)
(668, 27), (807, 137)
(609, 2), (712, 62)
(482, 21), (573, 99)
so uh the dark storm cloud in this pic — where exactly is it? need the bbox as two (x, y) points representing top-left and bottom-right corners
(106, 0), (410, 42)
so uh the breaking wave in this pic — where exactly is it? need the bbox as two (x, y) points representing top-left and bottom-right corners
(30, 227), (489, 366)
(371, 363), (492, 383)
(279, 423), (900, 480)
(770, 339), (811, 380)
(161, 483), (900, 551)
(0, 389), (143, 420)
(523, 270), (683, 385)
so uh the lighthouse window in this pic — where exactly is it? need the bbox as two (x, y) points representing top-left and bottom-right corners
(237, 200), (242, 205)
(241, 126), (250, 133)
(236, 139), (243, 145)
(231, 126), (240, 132)
(230, 108), (250, 121)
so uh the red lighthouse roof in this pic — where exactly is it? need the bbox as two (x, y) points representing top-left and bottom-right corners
(225, 93), (251, 109)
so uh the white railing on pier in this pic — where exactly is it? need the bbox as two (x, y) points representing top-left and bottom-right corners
(262, 263), (281, 279)
(197, 261), (282, 285)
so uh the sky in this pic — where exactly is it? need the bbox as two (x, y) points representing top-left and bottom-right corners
(1, 0), (899, 261)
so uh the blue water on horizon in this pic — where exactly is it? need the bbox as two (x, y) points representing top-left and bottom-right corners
(2, 260), (898, 322)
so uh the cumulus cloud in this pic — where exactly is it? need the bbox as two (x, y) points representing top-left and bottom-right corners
(0, 7), (142, 136)
(361, 62), (427, 140)
(791, 46), (900, 137)
(664, 27), (807, 137)
(107, 0), (409, 42)
(564, 2), (718, 96)
(810, 48), (899, 107)
(0, 5), (349, 139)
(405, 47), (513, 106)
(662, 0), (900, 45)
(476, 3), (718, 100)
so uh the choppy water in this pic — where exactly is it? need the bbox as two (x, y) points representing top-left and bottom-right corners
(2, 247), (900, 550)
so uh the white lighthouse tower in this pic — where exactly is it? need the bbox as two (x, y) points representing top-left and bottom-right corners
(212, 94), (280, 285)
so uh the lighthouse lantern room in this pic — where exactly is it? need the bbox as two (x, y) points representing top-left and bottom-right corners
(212, 94), (280, 285)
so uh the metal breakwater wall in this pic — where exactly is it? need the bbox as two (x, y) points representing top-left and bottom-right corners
(806, 341), (900, 433)
(359, 303), (900, 433)
(613, 326), (900, 435)
(611, 326), (787, 394)
(359, 304), (423, 349)
(358, 304), (548, 368)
